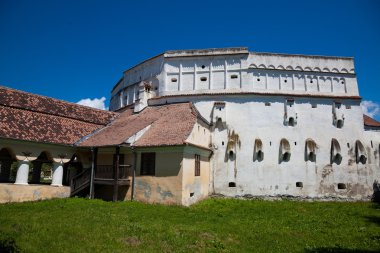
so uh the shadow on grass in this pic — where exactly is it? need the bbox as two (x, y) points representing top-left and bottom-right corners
(304, 247), (379, 253)
(0, 236), (19, 253)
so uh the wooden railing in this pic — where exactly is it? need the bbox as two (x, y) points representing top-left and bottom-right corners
(70, 168), (91, 196)
(70, 165), (132, 196)
(95, 165), (131, 180)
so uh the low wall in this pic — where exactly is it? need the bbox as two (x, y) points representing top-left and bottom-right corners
(0, 183), (70, 203)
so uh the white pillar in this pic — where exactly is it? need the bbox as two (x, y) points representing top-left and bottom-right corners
(51, 162), (63, 186)
(15, 160), (29, 185)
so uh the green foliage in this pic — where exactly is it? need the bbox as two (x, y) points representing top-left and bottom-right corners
(0, 198), (379, 252)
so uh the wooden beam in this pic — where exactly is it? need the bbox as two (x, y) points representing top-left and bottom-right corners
(89, 147), (98, 199)
(113, 146), (120, 202)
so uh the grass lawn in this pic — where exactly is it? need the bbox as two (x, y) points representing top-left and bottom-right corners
(0, 198), (380, 253)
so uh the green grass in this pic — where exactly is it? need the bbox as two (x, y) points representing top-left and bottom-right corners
(0, 198), (380, 252)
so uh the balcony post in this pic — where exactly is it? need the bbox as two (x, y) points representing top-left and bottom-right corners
(113, 146), (120, 202)
(89, 147), (97, 199)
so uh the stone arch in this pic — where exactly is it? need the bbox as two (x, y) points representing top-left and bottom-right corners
(304, 67), (312, 72)
(258, 64), (266, 69)
(277, 65), (285, 70)
(322, 67), (330, 72)
(286, 65), (294, 71)
(249, 63), (258, 69)
(279, 138), (291, 163)
(331, 138), (342, 165)
(305, 138), (317, 162)
(253, 139), (264, 162)
(295, 66), (303, 71)
(341, 68), (349, 73)
(313, 67), (321, 72)
(0, 148), (17, 182)
(355, 140), (367, 164)
(268, 64), (275, 69)
(331, 68), (339, 73)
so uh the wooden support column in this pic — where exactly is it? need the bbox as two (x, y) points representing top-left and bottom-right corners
(89, 147), (97, 199)
(113, 146), (120, 202)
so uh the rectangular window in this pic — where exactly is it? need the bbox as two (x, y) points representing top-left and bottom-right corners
(140, 152), (155, 176)
(195, 154), (201, 176)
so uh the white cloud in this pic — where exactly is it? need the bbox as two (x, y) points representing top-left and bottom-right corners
(361, 100), (380, 118)
(77, 97), (107, 110)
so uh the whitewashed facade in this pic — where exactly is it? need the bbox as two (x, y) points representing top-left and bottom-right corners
(110, 48), (380, 199)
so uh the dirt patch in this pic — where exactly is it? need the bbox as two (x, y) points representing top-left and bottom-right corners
(123, 236), (141, 246)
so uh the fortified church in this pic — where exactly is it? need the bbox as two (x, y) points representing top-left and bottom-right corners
(1, 47), (380, 205)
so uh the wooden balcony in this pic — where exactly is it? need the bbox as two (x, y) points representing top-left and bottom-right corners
(94, 165), (131, 185)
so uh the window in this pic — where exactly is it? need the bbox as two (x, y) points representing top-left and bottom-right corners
(171, 78), (177, 82)
(140, 153), (155, 175)
(231, 74), (238, 79)
(195, 154), (201, 176)
(200, 77), (207, 81)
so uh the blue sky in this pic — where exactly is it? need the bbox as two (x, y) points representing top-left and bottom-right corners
(0, 0), (379, 118)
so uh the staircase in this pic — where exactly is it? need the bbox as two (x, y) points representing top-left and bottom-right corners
(70, 168), (91, 196)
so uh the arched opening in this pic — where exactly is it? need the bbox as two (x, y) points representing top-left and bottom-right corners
(228, 150), (234, 160)
(254, 139), (264, 162)
(336, 119), (344, 129)
(279, 138), (291, 163)
(30, 151), (53, 184)
(355, 140), (367, 164)
(331, 139), (342, 165)
(288, 117), (295, 127)
(305, 139), (317, 162)
(0, 148), (17, 183)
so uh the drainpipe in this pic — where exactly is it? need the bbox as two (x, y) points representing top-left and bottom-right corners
(131, 147), (137, 201)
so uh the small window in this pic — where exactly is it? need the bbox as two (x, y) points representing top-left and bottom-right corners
(284, 79), (287, 83)
(195, 154), (201, 176)
(337, 183), (346, 190)
(335, 102), (342, 109)
(171, 78), (177, 82)
(265, 102), (271, 106)
(257, 78), (261, 82)
(229, 182), (236, 187)
(222, 141), (224, 146)
(200, 77), (207, 81)
(296, 182), (303, 188)
(141, 153), (156, 176)
(336, 119), (344, 129)
(294, 142), (297, 146)
(346, 105), (351, 109)
(312, 104), (317, 108)
(288, 117), (295, 127)
(310, 80), (313, 83)
(347, 143), (350, 148)
(201, 65), (205, 69)
(231, 74), (238, 79)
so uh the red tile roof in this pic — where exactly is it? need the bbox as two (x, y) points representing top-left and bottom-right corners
(0, 86), (118, 145)
(79, 103), (200, 147)
(364, 114), (380, 128)
(0, 86), (117, 125)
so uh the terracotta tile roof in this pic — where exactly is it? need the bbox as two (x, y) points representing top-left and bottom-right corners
(0, 86), (119, 145)
(364, 114), (380, 128)
(0, 105), (104, 145)
(0, 86), (117, 125)
(79, 103), (199, 147)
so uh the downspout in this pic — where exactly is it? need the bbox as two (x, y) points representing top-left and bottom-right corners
(131, 147), (137, 201)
